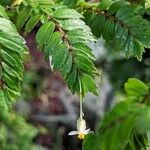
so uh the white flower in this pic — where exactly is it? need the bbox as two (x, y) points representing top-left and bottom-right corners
(68, 118), (90, 140)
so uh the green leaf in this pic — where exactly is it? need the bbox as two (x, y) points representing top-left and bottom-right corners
(2, 62), (22, 80)
(63, 0), (77, 8)
(0, 16), (27, 109)
(0, 31), (27, 53)
(86, 2), (150, 60)
(67, 29), (95, 44)
(83, 133), (99, 150)
(52, 8), (84, 19)
(113, 5), (150, 59)
(103, 19), (114, 43)
(60, 19), (90, 31)
(81, 73), (98, 96)
(25, 14), (43, 35)
(2, 72), (19, 91)
(0, 65), (2, 79)
(0, 5), (8, 19)
(61, 53), (73, 76)
(108, 1), (127, 15)
(135, 106), (150, 133)
(52, 43), (68, 70)
(44, 32), (62, 59)
(91, 14), (106, 37)
(0, 90), (9, 109)
(0, 49), (23, 71)
(83, 102), (136, 150)
(74, 53), (97, 76)
(98, 0), (115, 10)
(65, 66), (77, 90)
(0, 0), (10, 7)
(125, 78), (149, 98)
(83, 78), (150, 149)
(73, 43), (95, 60)
(0, 17), (17, 33)
(33, 4), (98, 97)
(16, 6), (32, 30)
(132, 133), (148, 150)
(133, 39), (145, 61)
(36, 21), (55, 49)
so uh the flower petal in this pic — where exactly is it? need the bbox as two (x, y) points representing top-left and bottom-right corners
(84, 128), (90, 134)
(68, 131), (79, 136)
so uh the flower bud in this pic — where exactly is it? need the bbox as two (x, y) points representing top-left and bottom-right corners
(77, 118), (86, 132)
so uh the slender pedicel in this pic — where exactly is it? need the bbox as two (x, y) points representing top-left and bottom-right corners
(68, 79), (90, 140)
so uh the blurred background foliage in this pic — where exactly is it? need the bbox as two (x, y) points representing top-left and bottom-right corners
(0, 0), (150, 149)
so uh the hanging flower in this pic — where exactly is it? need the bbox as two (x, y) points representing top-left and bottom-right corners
(68, 118), (90, 139)
(69, 79), (90, 139)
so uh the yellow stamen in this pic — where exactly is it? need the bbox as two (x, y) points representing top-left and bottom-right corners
(78, 133), (85, 140)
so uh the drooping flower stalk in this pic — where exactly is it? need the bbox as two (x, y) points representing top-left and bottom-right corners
(68, 79), (90, 139)
(79, 78), (83, 119)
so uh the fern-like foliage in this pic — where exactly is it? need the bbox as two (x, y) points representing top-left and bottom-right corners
(83, 78), (150, 150)
(12, 0), (98, 98)
(82, 0), (150, 61)
(0, 6), (27, 109)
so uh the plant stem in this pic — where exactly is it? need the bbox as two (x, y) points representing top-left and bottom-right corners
(79, 79), (83, 119)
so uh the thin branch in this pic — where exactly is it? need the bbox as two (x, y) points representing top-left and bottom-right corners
(81, 5), (137, 39)
(49, 16), (73, 51)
